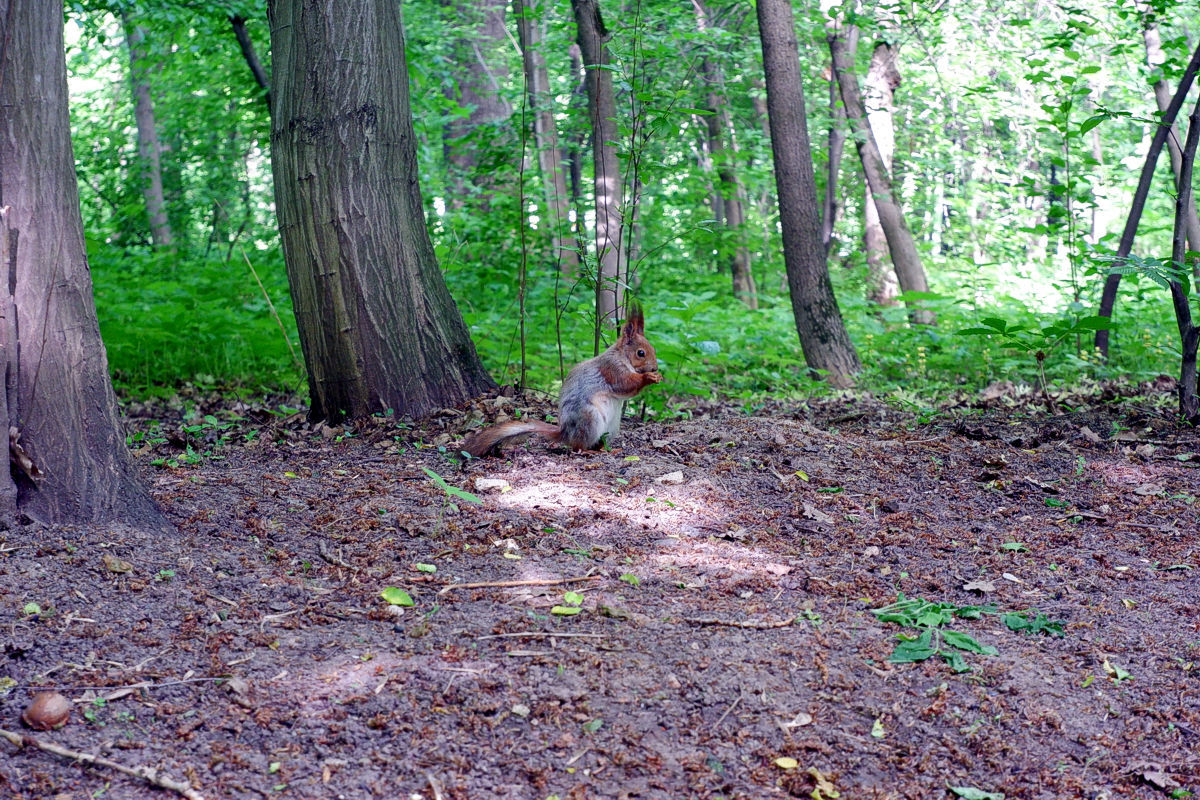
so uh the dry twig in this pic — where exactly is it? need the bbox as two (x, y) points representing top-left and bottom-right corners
(682, 616), (797, 629)
(0, 728), (204, 800)
(438, 575), (601, 595)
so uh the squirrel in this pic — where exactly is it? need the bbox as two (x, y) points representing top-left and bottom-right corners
(464, 304), (662, 457)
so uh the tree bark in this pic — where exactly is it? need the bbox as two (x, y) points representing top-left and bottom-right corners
(231, 15), (272, 109)
(821, 26), (856, 258)
(1143, 14), (1200, 274)
(0, 0), (164, 527)
(267, 0), (497, 423)
(756, 0), (860, 387)
(694, 0), (756, 308)
(514, 0), (581, 275)
(862, 39), (901, 306)
(122, 12), (174, 249)
(571, 0), (627, 329)
(828, 31), (933, 325)
(442, 0), (512, 208)
(1094, 40), (1200, 357)
(1168, 93), (1200, 421)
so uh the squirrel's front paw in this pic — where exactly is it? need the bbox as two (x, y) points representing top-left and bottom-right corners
(645, 371), (663, 383)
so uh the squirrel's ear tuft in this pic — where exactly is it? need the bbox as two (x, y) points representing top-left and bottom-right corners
(623, 301), (645, 337)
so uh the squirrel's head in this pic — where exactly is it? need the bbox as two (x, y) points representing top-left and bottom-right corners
(619, 302), (658, 374)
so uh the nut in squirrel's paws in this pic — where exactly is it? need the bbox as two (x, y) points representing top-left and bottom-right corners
(645, 371), (663, 383)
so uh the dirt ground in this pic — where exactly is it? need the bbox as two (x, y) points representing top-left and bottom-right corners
(1, 384), (1198, 800)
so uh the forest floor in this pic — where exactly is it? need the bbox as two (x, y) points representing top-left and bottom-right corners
(1, 381), (1199, 800)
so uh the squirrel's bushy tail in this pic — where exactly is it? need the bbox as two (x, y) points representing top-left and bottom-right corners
(463, 420), (560, 457)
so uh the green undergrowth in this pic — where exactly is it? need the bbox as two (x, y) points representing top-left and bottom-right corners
(90, 241), (303, 400)
(453, 265), (1182, 417)
(91, 239), (1182, 411)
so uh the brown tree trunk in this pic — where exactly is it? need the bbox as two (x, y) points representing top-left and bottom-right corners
(756, 0), (860, 387)
(1143, 13), (1200, 274)
(862, 39), (902, 306)
(0, 0), (164, 527)
(829, 31), (934, 325)
(231, 15), (271, 109)
(694, 0), (757, 308)
(572, 0), (627, 329)
(1167, 94), (1200, 420)
(442, 0), (512, 208)
(122, 12), (174, 249)
(268, 0), (497, 423)
(821, 25), (856, 257)
(1094, 40), (1200, 357)
(514, 0), (581, 275)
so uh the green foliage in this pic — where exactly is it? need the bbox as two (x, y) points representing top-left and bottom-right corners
(421, 468), (483, 505)
(872, 593), (999, 673)
(90, 242), (301, 397)
(1002, 610), (1066, 637)
(60, 0), (1192, 406)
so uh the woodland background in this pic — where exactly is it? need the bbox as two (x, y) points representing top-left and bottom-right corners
(63, 0), (1199, 415)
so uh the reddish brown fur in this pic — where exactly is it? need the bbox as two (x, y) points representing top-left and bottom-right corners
(463, 304), (661, 457)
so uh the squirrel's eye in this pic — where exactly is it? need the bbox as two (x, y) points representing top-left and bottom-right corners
(637, 349), (646, 358)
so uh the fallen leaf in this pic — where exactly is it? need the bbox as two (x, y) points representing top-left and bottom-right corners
(102, 554), (134, 573)
(655, 471), (685, 485)
(807, 766), (839, 797)
(1001, 573), (1023, 583)
(949, 787), (1005, 800)
(773, 756), (798, 770)
(1128, 762), (1180, 790)
(1133, 482), (1164, 496)
(474, 478), (511, 493)
(1102, 657), (1132, 683)
(782, 712), (813, 728)
(870, 718), (885, 738)
(380, 587), (414, 606)
(1078, 426), (1102, 444)
(802, 503), (833, 525)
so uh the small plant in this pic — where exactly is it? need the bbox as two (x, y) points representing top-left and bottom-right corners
(1002, 610), (1065, 637)
(872, 593), (998, 673)
(83, 698), (108, 726)
(421, 468), (481, 507)
(551, 590), (585, 616)
(957, 315), (1111, 412)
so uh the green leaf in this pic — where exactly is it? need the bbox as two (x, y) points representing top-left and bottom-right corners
(949, 786), (1006, 800)
(562, 591), (585, 606)
(1079, 114), (1105, 134)
(890, 630), (937, 663)
(415, 563), (437, 573)
(550, 605), (582, 616)
(422, 467), (482, 504)
(380, 587), (414, 606)
(582, 718), (604, 733)
(941, 629), (997, 655)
